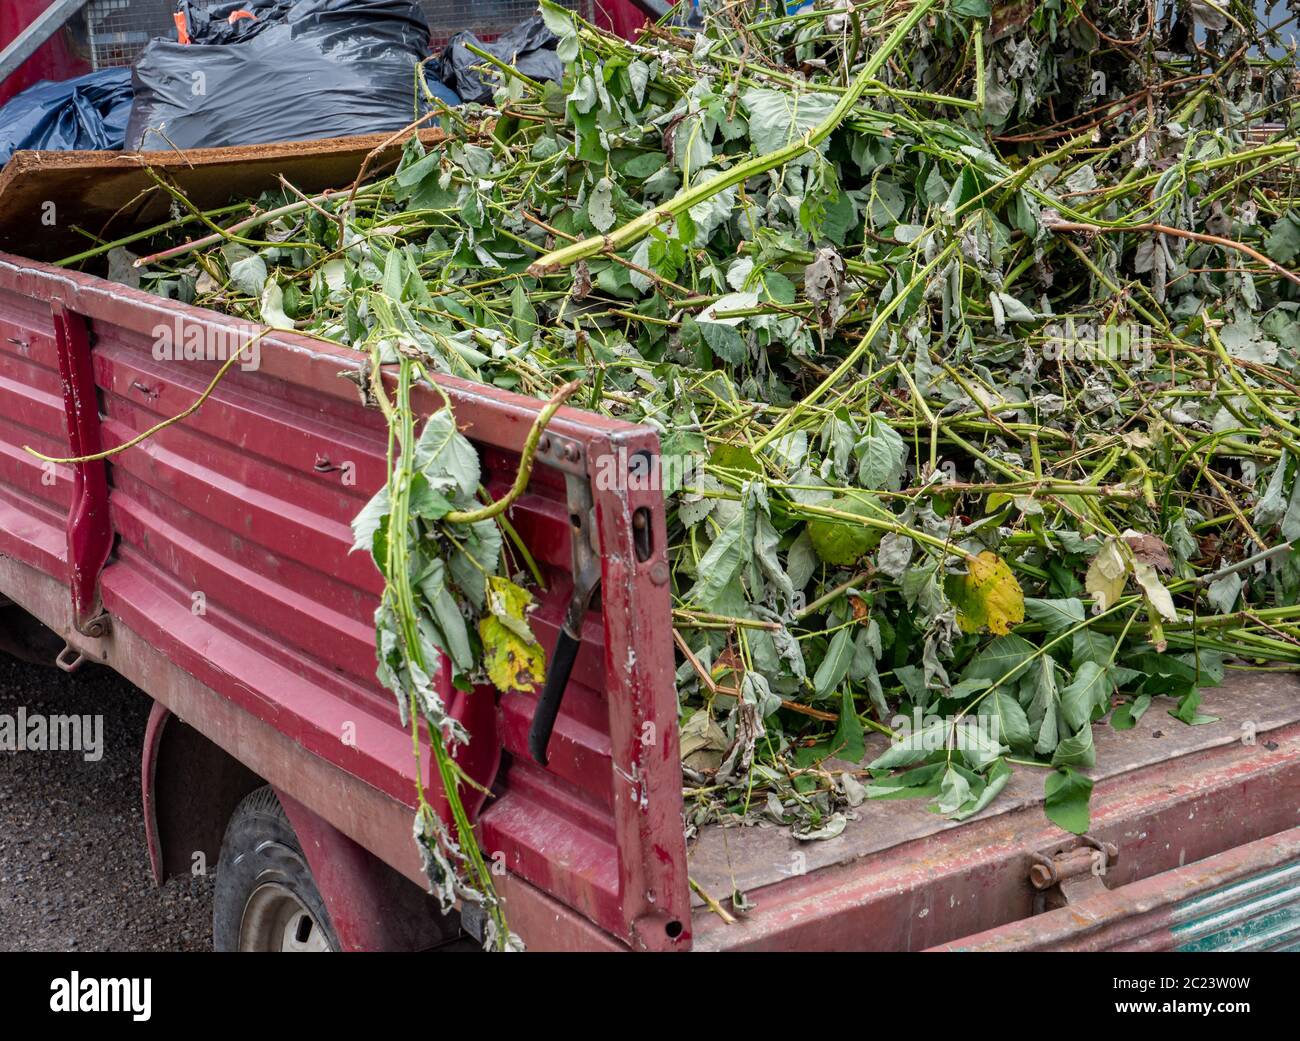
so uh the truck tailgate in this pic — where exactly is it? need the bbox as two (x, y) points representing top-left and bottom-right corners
(689, 673), (1300, 951)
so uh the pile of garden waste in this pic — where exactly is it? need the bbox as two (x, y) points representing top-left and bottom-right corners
(100, 0), (1300, 947)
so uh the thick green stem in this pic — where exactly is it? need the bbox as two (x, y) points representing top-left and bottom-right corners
(526, 0), (940, 275)
(444, 380), (582, 523)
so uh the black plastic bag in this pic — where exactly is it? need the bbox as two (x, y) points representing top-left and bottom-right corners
(126, 0), (459, 152)
(0, 68), (134, 166)
(176, 0), (298, 46)
(439, 15), (563, 105)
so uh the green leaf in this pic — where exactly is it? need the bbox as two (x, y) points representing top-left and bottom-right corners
(1059, 661), (1111, 732)
(588, 176), (616, 233)
(408, 473), (456, 520)
(936, 764), (974, 814)
(831, 687), (866, 763)
(696, 320), (748, 364)
(447, 518), (501, 609)
(350, 485), (391, 555)
(623, 151), (669, 179)
(224, 245), (268, 296)
(1051, 723), (1096, 768)
(1265, 211), (1300, 266)
(417, 559), (473, 673)
(382, 247), (406, 301)
(1110, 692), (1151, 730)
(1027, 656), (1061, 755)
(869, 719), (949, 769)
(740, 87), (839, 159)
(1170, 686), (1220, 726)
(866, 761), (945, 800)
(814, 627), (856, 697)
(510, 281), (539, 345)
(855, 414), (908, 491)
(960, 633), (1038, 687)
(1044, 767), (1093, 834)
(415, 409), (481, 499)
(1071, 628), (1116, 669)
(979, 687), (1033, 752)
(950, 758), (1013, 820)
(259, 281), (295, 330)
(955, 721), (1007, 770)
(1024, 597), (1086, 633)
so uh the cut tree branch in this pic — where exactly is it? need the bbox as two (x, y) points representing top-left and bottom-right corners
(526, 0), (940, 275)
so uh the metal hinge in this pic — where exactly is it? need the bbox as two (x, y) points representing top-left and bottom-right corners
(1030, 835), (1119, 912)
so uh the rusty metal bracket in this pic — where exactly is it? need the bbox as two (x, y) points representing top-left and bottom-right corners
(1030, 834), (1119, 912)
(55, 642), (88, 673)
(51, 301), (114, 639)
(534, 430), (589, 477)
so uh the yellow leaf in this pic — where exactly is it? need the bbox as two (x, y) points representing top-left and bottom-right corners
(477, 577), (546, 693)
(950, 551), (1025, 635)
(479, 616), (546, 693)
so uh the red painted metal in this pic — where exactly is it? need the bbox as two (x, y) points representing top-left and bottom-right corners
(0, 1), (91, 107)
(596, 0), (653, 42)
(50, 300), (112, 635)
(140, 699), (168, 883)
(0, 544), (630, 951)
(0, 250), (690, 951)
(274, 789), (465, 952)
(0, 275), (72, 580)
(690, 720), (1300, 950)
(934, 827), (1300, 952)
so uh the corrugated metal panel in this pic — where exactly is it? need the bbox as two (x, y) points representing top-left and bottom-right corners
(0, 249), (691, 951)
(1172, 859), (1300, 951)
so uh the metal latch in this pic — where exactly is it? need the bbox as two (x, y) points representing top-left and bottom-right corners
(1029, 835), (1119, 912)
(528, 471), (600, 767)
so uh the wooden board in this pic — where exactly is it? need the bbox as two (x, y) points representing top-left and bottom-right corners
(0, 128), (445, 263)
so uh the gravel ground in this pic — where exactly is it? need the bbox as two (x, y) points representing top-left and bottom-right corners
(0, 651), (213, 952)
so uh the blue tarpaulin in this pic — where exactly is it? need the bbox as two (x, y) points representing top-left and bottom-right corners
(0, 68), (134, 166)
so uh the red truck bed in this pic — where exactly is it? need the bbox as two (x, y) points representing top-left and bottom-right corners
(0, 251), (1297, 951)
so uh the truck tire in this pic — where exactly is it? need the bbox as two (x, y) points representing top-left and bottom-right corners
(213, 786), (340, 952)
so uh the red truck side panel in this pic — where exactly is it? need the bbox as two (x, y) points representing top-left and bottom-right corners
(0, 1), (91, 107)
(0, 253), (690, 950)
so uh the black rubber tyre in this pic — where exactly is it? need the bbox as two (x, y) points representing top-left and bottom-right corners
(213, 786), (340, 952)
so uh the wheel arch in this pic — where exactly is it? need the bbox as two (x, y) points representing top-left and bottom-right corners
(142, 702), (461, 951)
(142, 699), (263, 884)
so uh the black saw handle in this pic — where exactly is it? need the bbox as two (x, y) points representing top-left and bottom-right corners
(529, 627), (581, 766)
